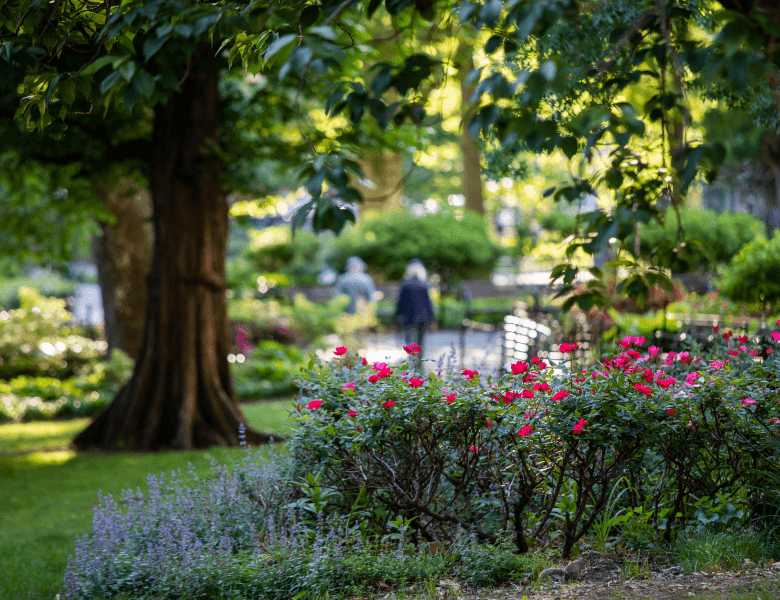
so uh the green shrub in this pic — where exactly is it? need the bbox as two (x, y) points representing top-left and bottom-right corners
(720, 232), (780, 309)
(290, 333), (780, 557)
(629, 208), (764, 273)
(232, 341), (305, 399)
(0, 349), (133, 422)
(0, 273), (76, 309)
(458, 536), (546, 585)
(331, 210), (500, 283)
(0, 287), (104, 380)
(242, 226), (323, 286)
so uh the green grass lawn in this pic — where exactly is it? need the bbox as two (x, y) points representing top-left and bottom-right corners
(0, 399), (295, 600)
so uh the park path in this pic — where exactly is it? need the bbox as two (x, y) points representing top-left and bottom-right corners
(360, 328), (506, 376)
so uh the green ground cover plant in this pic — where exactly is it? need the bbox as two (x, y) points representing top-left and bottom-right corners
(674, 529), (776, 573)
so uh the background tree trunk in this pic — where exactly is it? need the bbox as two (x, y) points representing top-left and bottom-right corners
(75, 45), (272, 451)
(457, 43), (485, 215)
(92, 181), (153, 361)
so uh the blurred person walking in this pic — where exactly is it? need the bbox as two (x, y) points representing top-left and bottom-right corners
(394, 259), (435, 351)
(335, 256), (377, 315)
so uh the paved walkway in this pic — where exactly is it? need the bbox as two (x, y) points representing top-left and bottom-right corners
(360, 329), (506, 375)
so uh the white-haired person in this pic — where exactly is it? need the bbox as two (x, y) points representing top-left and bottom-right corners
(394, 259), (435, 351)
(334, 256), (377, 315)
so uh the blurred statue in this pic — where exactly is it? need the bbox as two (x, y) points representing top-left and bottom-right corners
(394, 259), (435, 350)
(334, 256), (377, 315)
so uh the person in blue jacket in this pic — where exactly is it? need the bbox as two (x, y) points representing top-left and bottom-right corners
(394, 259), (435, 350)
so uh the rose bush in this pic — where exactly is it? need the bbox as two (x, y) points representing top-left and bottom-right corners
(289, 327), (780, 557)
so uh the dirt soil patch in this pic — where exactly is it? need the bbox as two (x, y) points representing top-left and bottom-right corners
(436, 556), (780, 600)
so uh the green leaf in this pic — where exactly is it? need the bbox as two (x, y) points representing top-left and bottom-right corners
(143, 35), (168, 61)
(133, 70), (155, 97)
(679, 145), (704, 195)
(264, 33), (296, 63)
(123, 84), (140, 111)
(484, 35), (502, 54)
(99, 70), (123, 95)
(44, 75), (62, 105)
(300, 4), (320, 29)
(560, 137), (577, 159)
(367, 0), (383, 18)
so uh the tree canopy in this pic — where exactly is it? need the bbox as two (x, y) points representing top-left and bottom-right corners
(2, 0), (780, 449)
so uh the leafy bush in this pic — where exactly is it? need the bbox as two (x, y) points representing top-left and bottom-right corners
(0, 273), (76, 309)
(331, 210), (500, 283)
(290, 332), (780, 557)
(0, 349), (134, 422)
(720, 232), (780, 310)
(457, 536), (547, 585)
(0, 287), (104, 380)
(629, 208), (764, 273)
(232, 341), (305, 399)
(241, 226), (323, 286)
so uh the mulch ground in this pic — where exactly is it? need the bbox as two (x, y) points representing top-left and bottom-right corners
(429, 556), (780, 600)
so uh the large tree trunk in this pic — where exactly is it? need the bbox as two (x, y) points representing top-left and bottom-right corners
(75, 46), (273, 451)
(93, 180), (153, 361)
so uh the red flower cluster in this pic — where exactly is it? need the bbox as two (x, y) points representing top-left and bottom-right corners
(408, 377), (425, 388)
(334, 346), (348, 356)
(518, 424), (533, 437)
(462, 369), (479, 379)
(573, 418), (588, 434)
(552, 389), (569, 401)
(368, 366), (393, 383)
(634, 383), (652, 397)
(511, 361), (528, 375)
(403, 344), (422, 354)
(559, 342), (579, 353)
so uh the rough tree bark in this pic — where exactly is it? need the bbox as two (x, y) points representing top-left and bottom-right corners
(92, 181), (153, 361)
(75, 45), (273, 450)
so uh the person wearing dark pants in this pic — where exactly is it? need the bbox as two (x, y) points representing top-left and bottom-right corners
(394, 259), (435, 352)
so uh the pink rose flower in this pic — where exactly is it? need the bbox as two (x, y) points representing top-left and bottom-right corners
(307, 400), (323, 410)
(382, 400), (396, 409)
(347, 410), (358, 417)
(334, 346), (347, 356)
(408, 377), (425, 388)
(552, 389), (569, 402)
(518, 424), (533, 437)
(573, 418), (589, 434)
(463, 369), (479, 379)
(403, 344), (422, 354)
